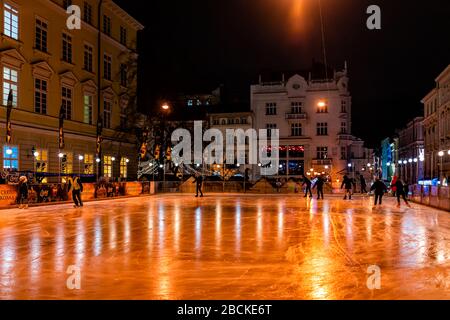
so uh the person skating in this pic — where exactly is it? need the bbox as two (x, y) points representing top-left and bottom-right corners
(370, 177), (387, 208)
(302, 175), (313, 198)
(17, 176), (29, 209)
(360, 174), (367, 193)
(341, 175), (353, 200)
(68, 174), (83, 207)
(193, 172), (204, 197)
(395, 178), (411, 208)
(390, 176), (398, 197)
(312, 176), (325, 200)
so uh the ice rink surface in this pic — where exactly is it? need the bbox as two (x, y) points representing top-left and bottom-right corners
(0, 194), (448, 299)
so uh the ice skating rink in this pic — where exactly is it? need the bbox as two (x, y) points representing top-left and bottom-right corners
(0, 194), (448, 299)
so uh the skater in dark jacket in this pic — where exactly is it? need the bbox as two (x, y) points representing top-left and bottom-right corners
(360, 174), (367, 193)
(312, 176), (325, 200)
(68, 175), (83, 207)
(17, 176), (29, 209)
(341, 175), (353, 200)
(370, 177), (387, 206)
(302, 175), (313, 198)
(395, 178), (411, 208)
(193, 172), (204, 197)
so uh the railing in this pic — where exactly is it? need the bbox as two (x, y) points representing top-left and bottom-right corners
(312, 159), (332, 165)
(285, 113), (307, 120)
(409, 184), (450, 211)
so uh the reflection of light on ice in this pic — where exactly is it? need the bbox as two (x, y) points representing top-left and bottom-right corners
(158, 257), (171, 299)
(94, 215), (102, 256)
(400, 215), (427, 267)
(235, 202), (241, 254)
(75, 219), (85, 267)
(257, 203), (263, 252)
(109, 215), (117, 250)
(30, 229), (41, 284)
(215, 200), (222, 253)
(195, 207), (202, 254)
(55, 221), (65, 272)
(366, 215), (373, 243)
(345, 210), (354, 251)
(174, 203), (180, 253)
(158, 203), (165, 250)
(278, 202), (284, 244)
(123, 213), (130, 253)
(147, 203), (154, 252)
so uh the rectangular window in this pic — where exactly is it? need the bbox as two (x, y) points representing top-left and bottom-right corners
(61, 152), (73, 175)
(316, 147), (328, 160)
(120, 157), (128, 178)
(291, 123), (302, 137)
(4, 3), (19, 40)
(120, 26), (127, 46)
(84, 44), (93, 72)
(34, 78), (47, 114)
(103, 54), (112, 80)
(103, 100), (111, 129)
(83, 95), (93, 125)
(103, 155), (112, 178)
(83, 154), (94, 174)
(340, 122), (347, 134)
(266, 123), (277, 138)
(265, 102), (277, 115)
(291, 102), (302, 114)
(62, 86), (72, 120)
(341, 100), (347, 113)
(103, 15), (111, 36)
(120, 111), (126, 129)
(35, 18), (48, 52)
(316, 122), (328, 136)
(62, 33), (72, 63)
(120, 64), (127, 87)
(341, 146), (347, 160)
(317, 102), (328, 113)
(35, 148), (48, 183)
(3, 145), (18, 170)
(83, 1), (92, 24)
(3, 66), (18, 107)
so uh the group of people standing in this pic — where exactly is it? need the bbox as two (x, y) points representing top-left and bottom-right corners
(301, 174), (411, 208)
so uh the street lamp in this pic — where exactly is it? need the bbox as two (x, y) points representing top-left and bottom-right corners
(58, 152), (64, 183)
(111, 156), (116, 181)
(438, 151), (444, 183)
(96, 158), (101, 181)
(32, 148), (39, 183)
(78, 155), (84, 175)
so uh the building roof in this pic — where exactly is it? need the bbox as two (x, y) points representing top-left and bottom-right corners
(108, 0), (145, 30)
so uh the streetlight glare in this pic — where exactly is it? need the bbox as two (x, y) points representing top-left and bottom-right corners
(438, 151), (444, 157)
(78, 155), (84, 161)
(162, 103), (170, 110)
(33, 151), (39, 158)
(58, 152), (64, 158)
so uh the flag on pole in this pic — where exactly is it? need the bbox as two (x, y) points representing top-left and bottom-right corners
(140, 128), (149, 160)
(96, 116), (103, 155)
(58, 104), (65, 149)
(6, 90), (13, 144)
(154, 144), (160, 160)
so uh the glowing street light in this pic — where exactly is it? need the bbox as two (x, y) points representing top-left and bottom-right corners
(317, 101), (326, 108)
(125, 158), (130, 163)
(403, 160), (407, 165)
(438, 151), (444, 157)
(33, 151), (39, 158)
(161, 103), (170, 111)
(78, 155), (84, 161)
(408, 158), (412, 163)
(386, 162), (391, 166)
(96, 158), (101, 163)
(58, 152), (64, 158)
(413, 158), (418, 163)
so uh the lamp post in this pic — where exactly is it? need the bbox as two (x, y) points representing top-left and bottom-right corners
(31, 147), (38, 183)
(160, 103), (170, 188)
(58, 152), (64, 184)
(438, 151), (444, 184)
(413, 158), (418, 184)
(96, 157), (101, 182)
(111, 156), (116, 181)
(78, 155), (84, 176)
(408, 158), (413, 184)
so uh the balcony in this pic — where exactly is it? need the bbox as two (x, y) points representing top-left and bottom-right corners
(338, 134), (353, 141)
(312, 159), (333, 166)
(285, 113), (307, 120)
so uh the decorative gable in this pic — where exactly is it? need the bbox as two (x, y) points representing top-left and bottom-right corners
(0, 48), (26, 69)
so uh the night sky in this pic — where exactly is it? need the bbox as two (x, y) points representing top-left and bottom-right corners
(115, 0), (450, 148)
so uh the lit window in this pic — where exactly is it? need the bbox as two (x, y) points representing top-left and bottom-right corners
(120, 157), (128, 178)
(34, 78), (47, 114)
(61, 152), (73, 174)
(3, 145), (18, 170)
(103, 155), (112, 178)
(3, 3), (19, 40)
(84, 95), (93, 125)
(84, 154), (94, 174)
(317, 101), (328, 113)
(3, 66), (18, 107)
(35, 148), (48, 183)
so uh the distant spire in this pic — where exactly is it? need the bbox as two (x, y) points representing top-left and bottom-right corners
(344, 60), (348, 73)
(282, 73), (285, 83)
(308, 72), (311, 83)
(259, 74), (262, 84)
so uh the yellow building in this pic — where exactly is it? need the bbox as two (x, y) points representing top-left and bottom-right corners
(0, 0), (143, 182)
